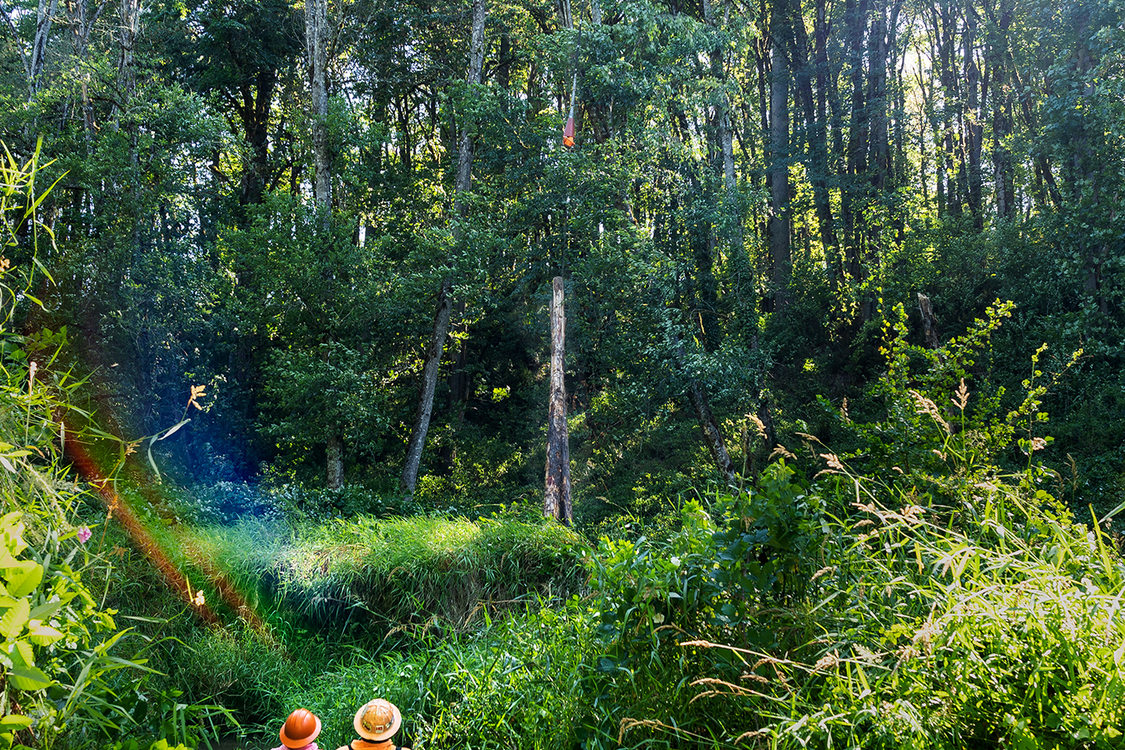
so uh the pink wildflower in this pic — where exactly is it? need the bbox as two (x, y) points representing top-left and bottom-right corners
(76, 526), (92, 543)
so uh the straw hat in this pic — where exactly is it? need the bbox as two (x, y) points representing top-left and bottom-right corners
(353, 699), (402, 741)
(280, 708), (322, 749)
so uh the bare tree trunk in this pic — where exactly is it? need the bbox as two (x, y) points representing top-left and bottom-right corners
(543, 277), (572, 524)
(326, 432), (343, 489)
(306, 0), (330, 217)
(768, 0), (791, 311)
(917, 293), (941, 349)
(28, 0), (60, 98)
(117, 0), (140, 105)
(400, 0), (487, 496)
(305, 0), (342, 489)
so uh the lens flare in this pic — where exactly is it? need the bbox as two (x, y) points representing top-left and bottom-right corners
(64, 421), (271, 637)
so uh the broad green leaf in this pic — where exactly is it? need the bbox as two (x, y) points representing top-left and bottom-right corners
(0, 597), (29, 639)
(0, 714), (31, 730)
(7, 664), (51, 691)
(26, 620), (63, 646)
(12, 638), (34, 668)
(29, 600), (62, 621)
(3, 560), (42, 597)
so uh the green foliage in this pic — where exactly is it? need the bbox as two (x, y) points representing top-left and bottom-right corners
(0, 143), (128, 749)
(0, 145), (237, 750)
(575, 309), (1125, 749)
(733, 473), (1125, 748)
(3, 0), (1125, 743)
(824, 299), (1081, 500)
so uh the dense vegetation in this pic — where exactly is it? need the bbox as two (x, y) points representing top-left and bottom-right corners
(1, 0), (1124, 745)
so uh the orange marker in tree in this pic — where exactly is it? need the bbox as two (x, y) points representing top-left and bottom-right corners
(563, 71), (577, 148)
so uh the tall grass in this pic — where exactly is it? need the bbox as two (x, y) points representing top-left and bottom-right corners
(263, 513), (587, 628)
(724, 476), (1125, 749)
(272, 600), (597, 750)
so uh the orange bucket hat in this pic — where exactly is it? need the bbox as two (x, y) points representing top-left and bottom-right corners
(280, 708), (322, 749)
(353, 699), (402, 741)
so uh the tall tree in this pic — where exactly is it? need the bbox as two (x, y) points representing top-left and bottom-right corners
(305, 0), (342, 488)
(157, 0), (303, 207)
(788, 0), (837, 273)
(985, 0), (1016, 220)
(400, 0), (487, 496)
(768, 0), (792, 310)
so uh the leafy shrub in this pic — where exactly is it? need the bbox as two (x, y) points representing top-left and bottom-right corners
(581, 464), (822, 747)
(587, 460), (821, 661)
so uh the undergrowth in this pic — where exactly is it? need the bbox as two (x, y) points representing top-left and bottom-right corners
(265, 512), (586, 628)
(32, 298), (1125, 750)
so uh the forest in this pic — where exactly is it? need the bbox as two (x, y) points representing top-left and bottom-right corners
(1, 0), (1124, 744)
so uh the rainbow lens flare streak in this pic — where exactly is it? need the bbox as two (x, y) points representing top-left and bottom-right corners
(64, 421), (270, 636)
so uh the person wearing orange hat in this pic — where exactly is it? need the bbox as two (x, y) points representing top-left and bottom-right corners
(335, 699), (411, 750)
(272, 708), (323, 750)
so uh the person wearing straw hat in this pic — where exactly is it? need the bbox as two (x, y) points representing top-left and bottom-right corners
(336, 699), (411, 750)
(271, 708), (323, 750)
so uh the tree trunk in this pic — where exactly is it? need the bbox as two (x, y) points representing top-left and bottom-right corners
(117, 0), (143, 291)
(64, 0), (107, 138)
(28, 0), (60, 98)
(117, 0), (140, 106)
(866, 0), (889, 194)
(768, 0), (791, 311)
(673, 331), (737, 486)
(543, 276), (572, 525)
(237, 71), (277, 207)
(306, 0), (340, 488)
(935, 0), (961, 218)
(307, 0), (331, 216)
(790, 0), (837, 276)
(917, 292), (941, 349)
(986, 0), (1015, 220)
(400, 0), (487, 496)
(843, 0), (869, 278)
(964, 4), (983, 229)
(326, 431), (343, 490)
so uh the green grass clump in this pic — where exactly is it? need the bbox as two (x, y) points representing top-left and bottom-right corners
(268, 513), (587, 627)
